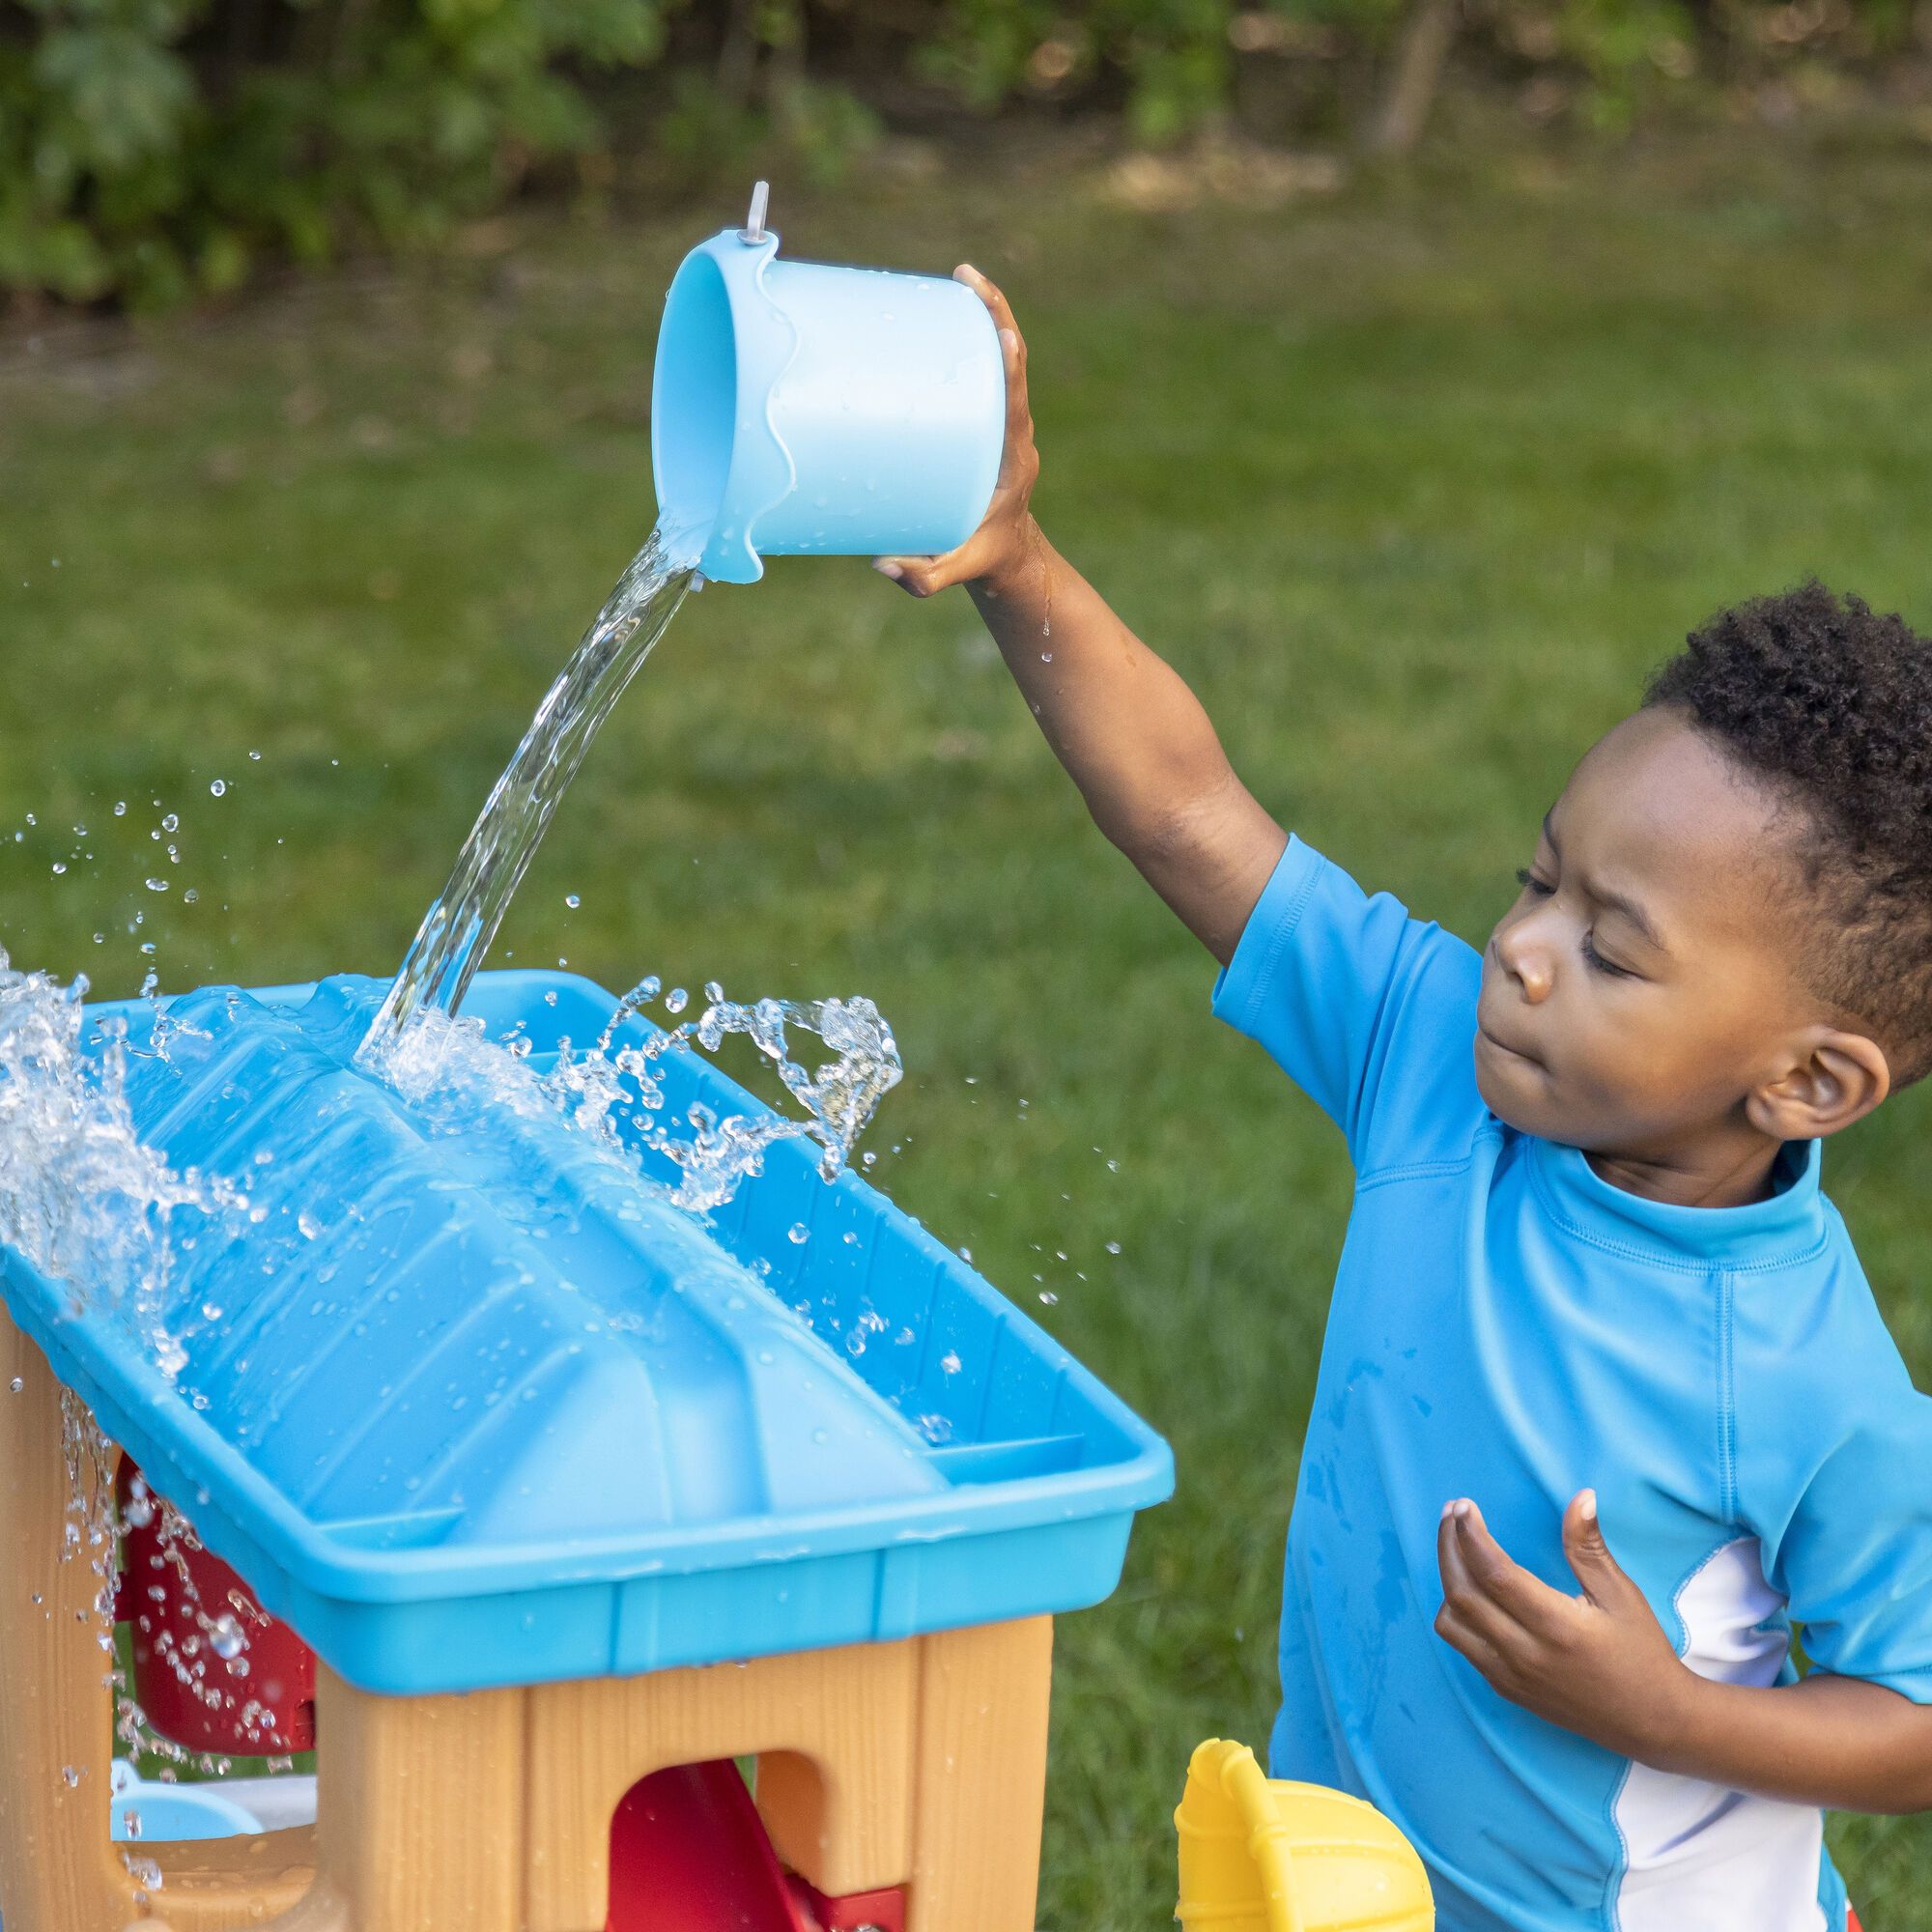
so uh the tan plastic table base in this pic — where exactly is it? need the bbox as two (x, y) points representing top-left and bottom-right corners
(0, 1304), (1054, 1932)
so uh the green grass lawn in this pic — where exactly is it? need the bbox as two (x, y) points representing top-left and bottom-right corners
(5, 118), (1932, 1925)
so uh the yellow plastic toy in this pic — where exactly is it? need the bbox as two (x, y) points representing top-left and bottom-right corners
(1176, 1739), (1434, 1932)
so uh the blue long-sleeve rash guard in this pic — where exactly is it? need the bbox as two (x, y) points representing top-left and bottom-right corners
(1212, 835), (1932, 1932)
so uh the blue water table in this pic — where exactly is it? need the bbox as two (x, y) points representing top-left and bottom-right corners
(0, 970), (1172, 1932)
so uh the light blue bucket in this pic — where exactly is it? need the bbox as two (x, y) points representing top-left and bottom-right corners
(108, 1760), (264, 1842)
(651, 187), (1006, 584)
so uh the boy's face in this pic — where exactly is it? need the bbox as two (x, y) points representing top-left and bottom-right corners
(1475, 707), (1829, 1157)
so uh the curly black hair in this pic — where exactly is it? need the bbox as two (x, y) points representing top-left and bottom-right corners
(1643, 581), (1932, 1089)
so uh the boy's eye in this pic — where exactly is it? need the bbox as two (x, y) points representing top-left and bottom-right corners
(1515, 868), (1637, 978)
(1580, 933), (1635, 980)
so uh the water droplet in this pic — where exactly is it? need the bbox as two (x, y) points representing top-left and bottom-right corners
(8, 1378), (22, 1394)
(113, 801), (127, 816)
(664, 987), (688, 1014)
(788, 1222), (810, 1245)
(144, 878), (169, 894)
(209, 1614), (245, 1661)
(50, 862), (65, 875)
(161, 813), (179, 834)
(564, 894), (581, 909)
(1105, 1240), (1122, 1255)
(61, 1766), (80, 1788)
(210, 780), (227, 797)
(940, 1350), (962, 1376)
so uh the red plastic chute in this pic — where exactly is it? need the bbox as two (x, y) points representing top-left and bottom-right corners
(115, 1457), (317, 1756)
(607, 1760), (904, 1932)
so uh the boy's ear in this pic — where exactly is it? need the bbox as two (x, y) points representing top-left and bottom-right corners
(1746, 1028), (1891, 1143)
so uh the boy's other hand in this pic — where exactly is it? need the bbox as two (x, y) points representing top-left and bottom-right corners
(871, 264), (1041, 599)
(1435, 1491), (1692, 1763)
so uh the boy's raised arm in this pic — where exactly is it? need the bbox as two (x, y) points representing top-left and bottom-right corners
(872, 266), (1287, 966)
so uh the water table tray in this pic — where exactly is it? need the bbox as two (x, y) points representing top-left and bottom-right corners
(0, 972), (1172, 1695)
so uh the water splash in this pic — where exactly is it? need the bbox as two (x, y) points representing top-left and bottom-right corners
(0, 958), (238, 1378)
(59, 1385), (120, 1647)
(374, 979), (901, 1216)
(363, 522), (699, 1050)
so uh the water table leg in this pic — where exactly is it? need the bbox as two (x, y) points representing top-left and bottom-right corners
(115, 1665), (523, 1932)
(299, 1665), (525, 1932)
(905, 1616), (1054, 1932)
(0, 1305), (314, 1932)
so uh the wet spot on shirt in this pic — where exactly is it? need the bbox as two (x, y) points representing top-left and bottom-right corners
(1375, 1530), (1408, 1631)
(1327, 1354), (1385, 1432)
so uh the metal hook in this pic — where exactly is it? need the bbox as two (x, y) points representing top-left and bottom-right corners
(740, 180), (770, 245)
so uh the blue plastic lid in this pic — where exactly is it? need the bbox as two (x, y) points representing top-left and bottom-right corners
(2, 974), (1171, 1692)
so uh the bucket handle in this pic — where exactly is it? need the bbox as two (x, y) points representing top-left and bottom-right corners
(740, 179), (771, 245)
(1218, 1746), (1308, 1932)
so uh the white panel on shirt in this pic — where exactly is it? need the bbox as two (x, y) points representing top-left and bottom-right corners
(1614, 1538), (1828, 1932)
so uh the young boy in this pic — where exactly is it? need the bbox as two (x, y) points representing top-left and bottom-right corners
(873, 267), (1932, 1931)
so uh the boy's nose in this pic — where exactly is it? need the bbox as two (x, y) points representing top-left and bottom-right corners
(1493, 916), (1555, 1004)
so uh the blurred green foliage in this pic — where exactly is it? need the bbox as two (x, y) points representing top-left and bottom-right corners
(2, 0), (1925, 305)
(0, 0), (675, 305)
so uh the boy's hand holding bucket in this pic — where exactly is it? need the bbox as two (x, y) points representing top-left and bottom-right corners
(872, 266), (1044, 600)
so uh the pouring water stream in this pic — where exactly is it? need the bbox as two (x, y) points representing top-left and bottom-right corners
(361, 520), (701, 1050)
